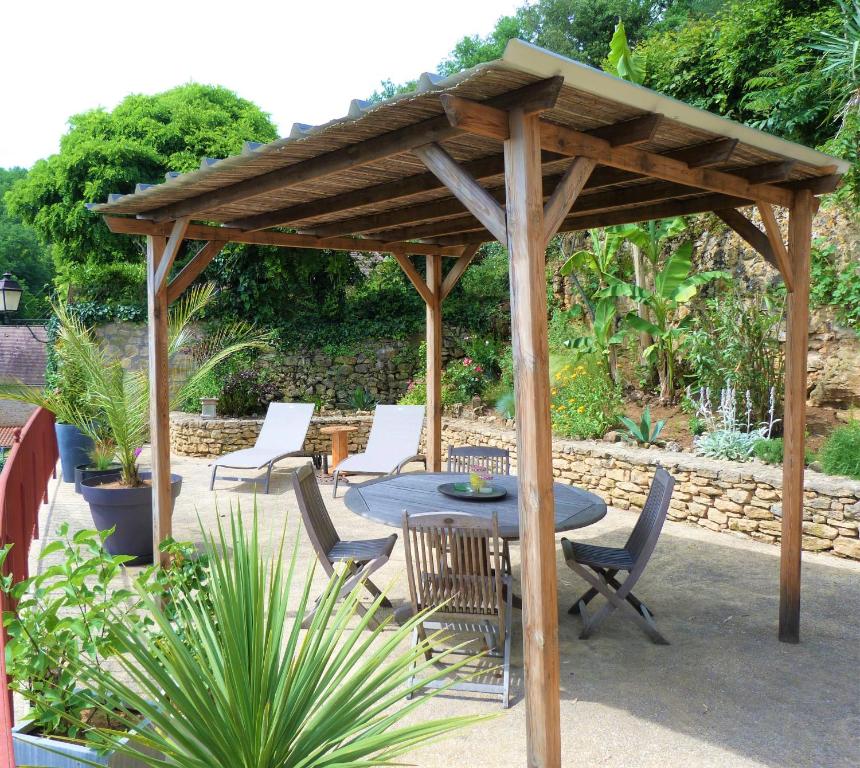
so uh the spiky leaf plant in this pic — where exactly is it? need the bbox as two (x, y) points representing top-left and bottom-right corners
(61, 506), (490, 767)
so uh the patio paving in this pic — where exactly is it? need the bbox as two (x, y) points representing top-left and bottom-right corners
(29, 451), (860, 768)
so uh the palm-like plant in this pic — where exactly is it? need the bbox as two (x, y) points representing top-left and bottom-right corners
(605, 243), (729, 400)
(813, 0), (860, 124)
(64, 507), (488, 767)
(618, 407), (666, 446)
(1, 285), (271, 486)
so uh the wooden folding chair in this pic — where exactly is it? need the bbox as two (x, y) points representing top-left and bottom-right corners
(561, 466), (675, 645)
(292, 463), (396, 629)
(446, 446), (513, 573)
(402, 510), (513, 708)
(446, 445), (511, 476)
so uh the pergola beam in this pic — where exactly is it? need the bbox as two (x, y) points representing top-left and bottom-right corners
(390, 251), (433, 305)
(154, 216), (191, 288)
(441, 244), (480, 301)
(757, 202), (795, 292)
(102, 215), (463, 257)
(780, 189), (814, 643)
(413, 143), (507, 243)
(440, 95), (795, 208)
(714, 208), (776, 267)
(166, 240), (227, 304)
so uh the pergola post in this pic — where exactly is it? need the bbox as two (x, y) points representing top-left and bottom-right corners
(779, 189), (814, 643)
(504, 108), (561, 768)
(146, 234), (172, 567)
(426, 254), (443, 471)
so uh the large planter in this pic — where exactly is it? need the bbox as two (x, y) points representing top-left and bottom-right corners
(80, 471), (182, 565)
(13, 720), (150, 767)
(55, 423), (94, 483)
(74, 463), (122, 494)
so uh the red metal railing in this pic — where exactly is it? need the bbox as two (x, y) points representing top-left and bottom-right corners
(0, 407), (58, 767)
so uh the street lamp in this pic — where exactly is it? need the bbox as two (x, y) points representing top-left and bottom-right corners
(0, 273), (22, 321)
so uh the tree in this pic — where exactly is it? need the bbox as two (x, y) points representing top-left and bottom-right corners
(5, 84), (278, 303)
(439, 0), (666, 73)
(0, 168), (53, 316)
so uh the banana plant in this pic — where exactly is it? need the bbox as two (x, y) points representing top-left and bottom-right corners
(603, 243), (730, 400)
(563, 297), (627, 382)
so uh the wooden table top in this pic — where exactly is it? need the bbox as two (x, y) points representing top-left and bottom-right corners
(344, 472), (607, 540)
(320, 425), (359, 434)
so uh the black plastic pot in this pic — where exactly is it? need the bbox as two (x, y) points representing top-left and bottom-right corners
(80, 471), (182, 565)
(55, 423), (94, 483)
(74, 463), (122, 494)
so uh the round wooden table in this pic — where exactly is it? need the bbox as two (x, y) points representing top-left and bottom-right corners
(320, 425), (358, 473)
(343, 472), (607, 539)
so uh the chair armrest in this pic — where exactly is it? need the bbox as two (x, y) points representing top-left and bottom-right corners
(394, 454), (426, 474)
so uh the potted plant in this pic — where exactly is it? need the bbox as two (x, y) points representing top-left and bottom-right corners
(0, 526), (214, 768)
(64, 507), (487, 768)
(74, 437), (122, 494)
(0, 351), (98, 483)
(46, 286), (271, 564)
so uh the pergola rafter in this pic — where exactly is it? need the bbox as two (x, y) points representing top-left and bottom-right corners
(90, 40), (847, 768)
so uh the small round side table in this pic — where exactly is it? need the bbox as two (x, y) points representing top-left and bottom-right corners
(319, 425), (359, 474)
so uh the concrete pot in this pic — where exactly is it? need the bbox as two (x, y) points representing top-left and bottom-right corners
(80, 471), (182, 565)
(13, 720), (150, 767)
(74, 463), (122, 494)
(55, 424), (94, 483)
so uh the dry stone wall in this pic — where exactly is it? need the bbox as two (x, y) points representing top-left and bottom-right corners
(170, 412), (860, 563)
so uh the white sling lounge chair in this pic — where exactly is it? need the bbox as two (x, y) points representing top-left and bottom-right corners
(210, 402), (314, 493)
(332, 404), (425, 497)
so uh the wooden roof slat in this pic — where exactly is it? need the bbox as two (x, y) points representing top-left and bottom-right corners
(141, 78), (565, 223)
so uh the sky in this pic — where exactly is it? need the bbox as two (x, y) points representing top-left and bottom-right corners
(1, 0), (523, 169)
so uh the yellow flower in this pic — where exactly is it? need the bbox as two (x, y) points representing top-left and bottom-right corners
(578, 406), (585, 413)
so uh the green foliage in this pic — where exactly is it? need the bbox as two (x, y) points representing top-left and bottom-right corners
(398, 377), (427, 405)
(66, 506), (487, 767)
(819, 421), (860, 479)
(439, 0), (665, 74)
(619, 407), (666, 445)
(445, 356), (488, 403)
(636, 0), (842, 146)
(217, 369), (281, 418)
(751, 437), (817, 466)
(809, 237), (860, 329)
(347, 386), (377, 411)
(606, 21), (645, 83)
(551, 356), (623, 438)
(684, 287), (785, 422)
(609, 239), (730, 398)
(694, 428), (765, 461)
(5, 84), (277, 304)
(0, 167), (52, 317)
(0, 525), (139, 741)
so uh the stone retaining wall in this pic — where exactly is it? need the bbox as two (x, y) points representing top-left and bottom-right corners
(170, 412), (860, 562)
(170, 411), (374, 458)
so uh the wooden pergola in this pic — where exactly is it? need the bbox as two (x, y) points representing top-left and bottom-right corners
(91, 41), (846, 768)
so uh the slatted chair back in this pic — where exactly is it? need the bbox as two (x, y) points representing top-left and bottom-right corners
(402, 511), (505, 638)
(447, 445), (511, 476)
(293, 463), (341, 563)
(624, 466), (675, 565)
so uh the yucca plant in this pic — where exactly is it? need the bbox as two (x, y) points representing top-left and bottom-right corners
(0, 285), (271, 487)
(59, 506), (489, 767)
(618, 407), (665, 446)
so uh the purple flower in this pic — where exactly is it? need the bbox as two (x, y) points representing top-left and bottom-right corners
(134, 447), (143, 459)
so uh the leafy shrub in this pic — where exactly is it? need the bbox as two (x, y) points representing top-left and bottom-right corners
(819, 422), (860, 479)
(695, 429), (765, 461)
(809, 237), (860, 330)
(751, 437), (815, 466)
(551, 357), (622, 439)
(347, 387), (377, 411)
(218, 370), (281, 417)
(684, 287), (784, 424)
(398, 377), (426, 405)
(176, 366), (222, 413)
(444, 356), (487, 403)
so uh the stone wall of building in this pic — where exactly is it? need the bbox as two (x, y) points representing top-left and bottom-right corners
(170, 411), (860, 562)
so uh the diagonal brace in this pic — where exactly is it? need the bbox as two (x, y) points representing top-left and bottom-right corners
(413, 143), (507, 244)
(542, 157), (596, 246)
(154, 216), (191, 289)
(756, 202), (794, 292)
